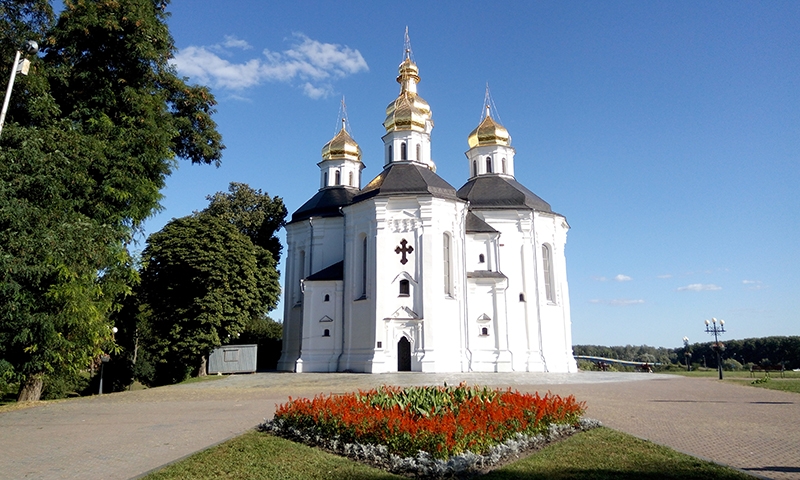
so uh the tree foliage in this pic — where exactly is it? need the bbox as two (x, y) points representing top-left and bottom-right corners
(139, 216), (269, 384)
(132, 183), (286, 384)
(0, 0), (223, 400)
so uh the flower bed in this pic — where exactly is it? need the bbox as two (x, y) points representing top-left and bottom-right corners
(260, 383), (592, 476)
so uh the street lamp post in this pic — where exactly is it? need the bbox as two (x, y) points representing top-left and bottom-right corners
(98, 327), (118, 395)
(704, 318), (726, 380)
(682, 336), (691, 372)
(0, 40), (39, 140)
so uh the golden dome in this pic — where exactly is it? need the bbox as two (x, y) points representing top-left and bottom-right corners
(321, 125), (362, 162)
(467, 113), (511, 148)
(383, 57), (432, 133)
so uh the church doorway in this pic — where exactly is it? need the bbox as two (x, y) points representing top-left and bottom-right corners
(397, 337), (411, 371)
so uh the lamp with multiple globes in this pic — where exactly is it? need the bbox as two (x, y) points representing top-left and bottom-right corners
(704, 318), (726, 380)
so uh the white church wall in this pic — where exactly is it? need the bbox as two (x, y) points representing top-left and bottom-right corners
(296, 280), (343, 372)
(534, 212), (577, 373)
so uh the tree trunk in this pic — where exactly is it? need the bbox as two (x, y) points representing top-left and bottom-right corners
(18, 374), (44, 402)
(197, 355), (207, 377)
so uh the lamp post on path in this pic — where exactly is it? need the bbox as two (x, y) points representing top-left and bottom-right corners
(705, 318), (726, 380)
(0, 40), (39, 139)
(682, 336), (691, 371)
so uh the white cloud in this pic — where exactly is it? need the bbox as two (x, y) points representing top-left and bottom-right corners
(609, 298), (645, 306)
(742, 280), (767, 290)
(657, 274), (673, 279)
(222, 35), (252, 50)
(614, 274), (632, 282)
(677, 283), (722, 292)
(172, 33), (369, 99)
(592, 276), (609, 282)
(588, 298), (644, 306)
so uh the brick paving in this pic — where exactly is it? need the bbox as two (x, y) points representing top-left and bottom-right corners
(0, 372), (797, 479)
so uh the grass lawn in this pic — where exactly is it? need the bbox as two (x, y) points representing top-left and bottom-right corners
(661, 369), (800, 394)
(143, 427), (752, 480)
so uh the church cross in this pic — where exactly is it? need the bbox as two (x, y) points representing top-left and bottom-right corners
(395, 239), (414, 265)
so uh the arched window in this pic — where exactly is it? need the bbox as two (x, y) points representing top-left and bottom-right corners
(501, 158), (507, 174)
(323, 172), (328, 187)
(479, 254), (485, 263)
(443, 233), (452, 296)
(324, 294), (330, 302)
(388, 144), (393, 162)
(485, 157), (493, 173)
(334, 170), (341, 185)
(323, 329), (330, 337)
(401, 142), (407, 160)
(416, 143), (421, 161)
(297, 250), (306, 303)
(399, 279), (410, 296)
(472, 160), (477, 176)
(360, 236), (368, 298)
(542, 244), (555, 302)
(519, 293), (525, 302)
(481, 327), (489, 336)
(349, 171), (354, 186)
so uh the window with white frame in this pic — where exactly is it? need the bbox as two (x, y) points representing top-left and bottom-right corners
(542, 244), (555, 302)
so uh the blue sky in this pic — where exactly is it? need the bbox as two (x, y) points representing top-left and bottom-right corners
(146, 1), (799, 348)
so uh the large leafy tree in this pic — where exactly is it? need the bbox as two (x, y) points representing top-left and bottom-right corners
(133, 183), (286, 384)
(0, 0), (223, 400)
(139, 216), (267, 385)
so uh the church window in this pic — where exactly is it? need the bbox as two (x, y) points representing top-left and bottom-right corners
(401, 142), (407, 160)
(335, 170), (341, 185)
(297, 250), (306, 303)
(472, 160), (477, 176)
(502, 158), (507, 174)
(349, 171), (354, 186)
(479, 254), (485, 263)
(377, 341), (382, 348)
(519, 293), (525, 302)
(388, 144), (393, 162)
(416, 143), (421, 161)
(481, 327), (489, 336)
(323, 329), (330, 337)
(543, 244), (555, 302)
(399, 279), (410, 296)
(324, 294), (330, 302)
(485, 157), (493, 173)
(323, 172), (328, 187)
(360, 236), (368, 298)
(443, 233), (452, 296)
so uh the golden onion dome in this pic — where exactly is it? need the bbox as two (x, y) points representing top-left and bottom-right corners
(321, 125), (362, 162)
(383, 57), (432, 133)
(467, 113), (511, 148)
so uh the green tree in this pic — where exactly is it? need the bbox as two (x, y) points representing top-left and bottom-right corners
(0, 0), (223, 400)
(139, 216), (266, 385)
(200, 182), (287, 259)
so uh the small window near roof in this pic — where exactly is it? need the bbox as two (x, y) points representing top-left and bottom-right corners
(399, 279), (410, 296)
(519, 293), (526, 302)
(485, 157), (492, 173)
(479, 254), (485, 263)
(324, 294), (330, 302)
(481, 327), (489, 336)
(323, 329), (330, 337)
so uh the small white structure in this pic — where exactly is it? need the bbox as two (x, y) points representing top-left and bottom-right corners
(278, 40), (577, 374)
(208, 344), (258, 374)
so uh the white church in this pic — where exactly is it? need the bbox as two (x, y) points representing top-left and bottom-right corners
(277, 42), (577, 374)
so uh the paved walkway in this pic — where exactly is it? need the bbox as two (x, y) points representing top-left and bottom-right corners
(1, 372), (797, 479)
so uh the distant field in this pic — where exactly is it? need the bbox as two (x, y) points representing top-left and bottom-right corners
(660, 369), (800, 393)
